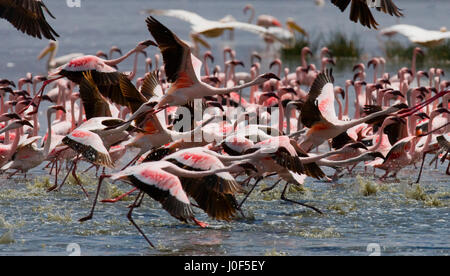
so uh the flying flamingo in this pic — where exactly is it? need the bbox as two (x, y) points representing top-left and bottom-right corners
(145, 16), (280, 110)
(298, 70), (408, 152)
(331, 0), (403, 29)
(79, 159), (247, 247)
(0, 0), (59, 40)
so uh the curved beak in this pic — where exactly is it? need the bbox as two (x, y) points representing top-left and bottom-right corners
(287, 20), (308, 36)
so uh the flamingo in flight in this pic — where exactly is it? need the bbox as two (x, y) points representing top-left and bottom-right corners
(23, 40), (157, 114)
(298, 69), (409, 152)
(331, 0), (403, 29)
(79, 159), (248, 247)
(145, 16), (280, 110)
(0, 0), (59, 40)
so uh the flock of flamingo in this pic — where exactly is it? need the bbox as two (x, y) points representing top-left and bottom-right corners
(0, 1), (449, 248)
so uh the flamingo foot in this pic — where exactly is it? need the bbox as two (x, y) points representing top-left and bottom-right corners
(193, 218), (208, 228)
(101, 187), (138, 203)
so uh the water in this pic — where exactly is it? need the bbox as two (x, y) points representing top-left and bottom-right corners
(0, 0), (449, 256)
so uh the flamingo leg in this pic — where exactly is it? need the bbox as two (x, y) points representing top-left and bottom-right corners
(446, 161), (450, 175)
(55, 157), (77, 192)
(7, 170), (19, 179)
(415, 152), (427, 184)
(260, 179), (282, 193)
(79, 174), (111, 222)
(71, 161), (89, 198)
(101, 187), (138, 203)
(121, 153), (140, 171)
(237, 176), (260, 209)
(127, 191), (155, 248)
(280, 183), (323, 214)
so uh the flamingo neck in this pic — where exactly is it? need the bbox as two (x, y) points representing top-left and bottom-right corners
(104, 47), (137, 67)
(344, 85), (349, 116)
(43, 110), (53, 157)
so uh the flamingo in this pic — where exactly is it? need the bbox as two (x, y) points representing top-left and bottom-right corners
(298, 70), (408, 152)
(0, 119), (33, 169)
(24, 40), (157, 114)
(0, 105), (65, 178)
(0, 0), (58, 40)
(145, 16), (280, 110)
(79, 160), (248, 247)
(331, 0), (403, 29)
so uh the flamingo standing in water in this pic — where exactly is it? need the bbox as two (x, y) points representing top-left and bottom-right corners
(0, 105), (65, 178)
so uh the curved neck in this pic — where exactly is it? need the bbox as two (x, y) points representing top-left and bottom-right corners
(335, 95), (343, 120)
(104, 47), (137, 67)
(7, 128), (21, 161)
(206, 78), (264, 97)
(127, 51), (141, 81)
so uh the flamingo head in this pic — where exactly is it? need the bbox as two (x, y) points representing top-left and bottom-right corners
(110, 46), (122, 56)
(260, 73), (280, 82)
(302, 47), (313, 57)
(0, 79), (15, 88)
(95, 51), (108, 59)
(136, 40), (158, 52)
(334, 86), (345, 99)
(353, 63), (365, 72)
(269, 59), (281, 70)
(414, 47), (425, 56)
(203, 51), (214, 63)
(251, 52), (261, 63)
(368, 58), (379, 68)
(49, 105), (67, 113)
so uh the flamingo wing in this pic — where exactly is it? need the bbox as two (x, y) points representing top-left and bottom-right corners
(62, 129), (114, 168)
(118, 74), (149, 113)
(141, 70), (163, 99)
(382, 136), (413, 165)
(376, 0), (403, 17)
(331, 0), (378, 29)
(302, 69), (338, 127)
(178, 174), (240, 221)
(0, 0), (59, 40)
(112, 164), (195, 222)
(146, 16), (198, 84)
(79, 71), (112, 119)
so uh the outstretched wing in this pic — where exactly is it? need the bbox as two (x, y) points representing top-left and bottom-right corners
(0, 0), (59, 40)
